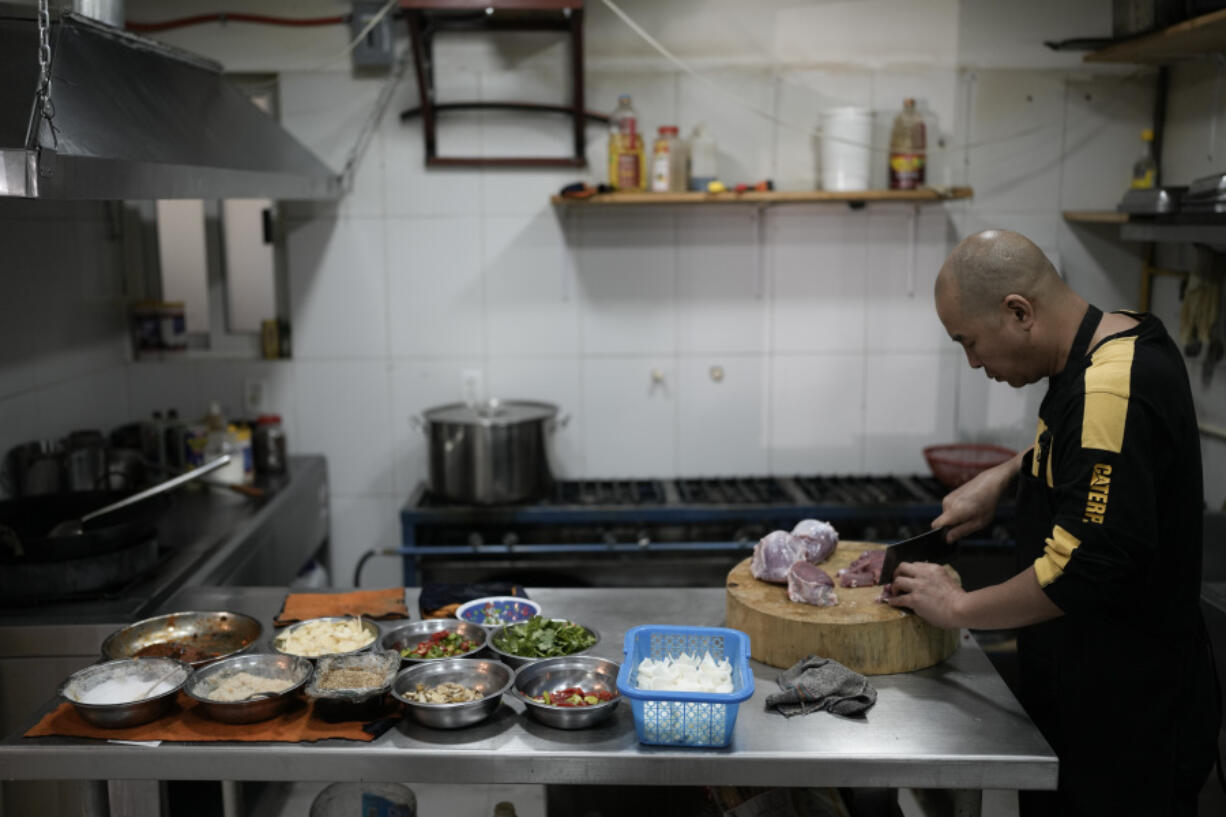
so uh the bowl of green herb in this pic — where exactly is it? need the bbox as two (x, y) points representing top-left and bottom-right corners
(488, 616), (599, 669)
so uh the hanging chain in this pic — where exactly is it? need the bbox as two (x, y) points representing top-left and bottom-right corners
(33, 0), (57, 147)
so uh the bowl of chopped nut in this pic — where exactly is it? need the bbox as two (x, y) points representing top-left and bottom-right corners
(390, 658), (512, 729)
(304, 649), (401, 721)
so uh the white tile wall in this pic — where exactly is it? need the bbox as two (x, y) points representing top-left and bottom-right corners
(677, 355), (769, 475)
(582, 357), (677, 476)
(330, 495), (405, 591)
(676, 209), (766, 354)
(770, 207), (869, 354)
(483, 213), (579, 357)
(295, 360), (394, 497)
(768, 353), (866, 473)
(385, 216), (485, 358)
(864, 207), (952, 354)
(962, 70), (1066, 213)
(13, 2), (1223, 587)
(863, 351), (960, 473)
(286, 217), (389, 359)
(576, 208), (678, 356)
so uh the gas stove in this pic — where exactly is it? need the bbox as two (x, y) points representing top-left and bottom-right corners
(399, 475), (1015, 587)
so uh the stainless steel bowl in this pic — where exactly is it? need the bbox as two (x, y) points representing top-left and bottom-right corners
(487, 619), (600, 670)
(101, 610), (262, 667)
(512, 655), (621, 730)
(390, 658), (512, 729)
(379, 619), (487, 664)
(271, 616), (380, 659)
(184, 653), (312, 724)
(59, 658), (191, 729)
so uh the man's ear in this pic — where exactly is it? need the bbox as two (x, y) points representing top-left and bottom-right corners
(1002, 294), (1035, 329)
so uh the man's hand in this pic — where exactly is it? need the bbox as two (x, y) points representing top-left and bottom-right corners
(883, 562), (966, 629)
(886, 563), (1064, 631)
(932, 449), (1025, 542)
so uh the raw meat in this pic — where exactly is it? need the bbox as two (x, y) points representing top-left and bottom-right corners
(837, 549), (886, 588)
(790, 519), (838, 564)
(787, 561), (838, 607)
(751, 530), (801, 583)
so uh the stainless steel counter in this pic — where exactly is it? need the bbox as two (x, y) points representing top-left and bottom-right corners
(0, 585), (1057, 793)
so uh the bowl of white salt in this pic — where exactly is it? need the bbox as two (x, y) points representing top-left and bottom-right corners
(59, 657), (191, 729)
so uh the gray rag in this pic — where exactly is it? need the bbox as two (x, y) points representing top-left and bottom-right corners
(765, 655), (877, 718)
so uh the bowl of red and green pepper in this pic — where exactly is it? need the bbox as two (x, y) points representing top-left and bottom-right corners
(511, 655), (621, 729)
(379, 619), (487, 665)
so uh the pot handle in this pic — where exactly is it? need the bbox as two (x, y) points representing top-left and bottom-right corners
(549, 414), (571, 432)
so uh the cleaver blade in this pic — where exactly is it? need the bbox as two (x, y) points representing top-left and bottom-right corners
(879, 527), (954, 584)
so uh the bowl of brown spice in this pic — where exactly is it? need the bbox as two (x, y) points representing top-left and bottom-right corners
(304, 649), (400, 720)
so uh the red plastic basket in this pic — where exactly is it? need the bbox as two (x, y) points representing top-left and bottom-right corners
(923, 444), (1016, 489)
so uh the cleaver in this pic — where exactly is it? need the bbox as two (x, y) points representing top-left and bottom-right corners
(879, 527), (954, 584)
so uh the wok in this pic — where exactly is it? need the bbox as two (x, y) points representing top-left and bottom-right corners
(0, 490), (169, 563)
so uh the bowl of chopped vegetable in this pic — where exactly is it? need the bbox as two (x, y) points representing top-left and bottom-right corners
(511, 655), (621, 730)
(184, 652), (313, 724)
(272, 616), (379, 659)
(488, 616), (599, 670)
(455, 596), (541, 630)
(379, 619), (488, 665)
(390, 658), (513, 729)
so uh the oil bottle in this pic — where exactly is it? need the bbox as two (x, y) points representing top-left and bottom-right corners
(888, 98), (926, 190)
(608, 94), (645, 191)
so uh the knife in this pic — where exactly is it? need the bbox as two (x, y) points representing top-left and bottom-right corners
(879, 527), (954, 584)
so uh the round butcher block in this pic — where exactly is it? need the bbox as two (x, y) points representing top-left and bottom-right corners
(725, 542), (959, 675)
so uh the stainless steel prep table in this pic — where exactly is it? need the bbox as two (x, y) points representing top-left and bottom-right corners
(0, 585), (1057, 811)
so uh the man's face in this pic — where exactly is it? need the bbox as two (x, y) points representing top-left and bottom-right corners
(935, 286), (1039, 388)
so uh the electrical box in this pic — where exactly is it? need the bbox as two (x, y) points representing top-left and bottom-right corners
(350, 1), (395, 70)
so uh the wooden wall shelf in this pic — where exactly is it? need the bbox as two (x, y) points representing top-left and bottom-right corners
(551, 187), (973, 207)
(1084, 8), (1226, 64)
(1063, 210), (1129, 223)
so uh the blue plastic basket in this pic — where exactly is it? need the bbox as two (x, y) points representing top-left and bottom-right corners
(615, 625), (754, 748)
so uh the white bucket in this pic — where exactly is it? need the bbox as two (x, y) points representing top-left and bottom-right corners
(818, 107), (874, 191)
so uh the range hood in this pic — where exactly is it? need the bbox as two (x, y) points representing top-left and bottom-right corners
(0, 3), (340, 200)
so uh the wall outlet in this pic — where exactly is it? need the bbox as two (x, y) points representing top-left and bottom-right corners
(461, 369), (483, 405)
(242, 378), (267, 416)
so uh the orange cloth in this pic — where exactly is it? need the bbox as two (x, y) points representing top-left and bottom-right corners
(273, 588), (408, 627)
(24, 694), (396, 743)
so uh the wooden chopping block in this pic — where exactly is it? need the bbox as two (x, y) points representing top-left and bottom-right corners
(725, 541), (959, 675)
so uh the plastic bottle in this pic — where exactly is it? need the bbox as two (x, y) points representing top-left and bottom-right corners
(688, 123), (717, 191)
(203, 401), (225, 434)
(1131, 128), (1157, 189)
(144, 410), (166, 468)
(607, 94), (645, 191)
(888, 98), (926, 190)
(230, 423), (254, 484)
(253, 414), (288, 475)
(163, 408), (185, 471)
(651, 125), (688, 192)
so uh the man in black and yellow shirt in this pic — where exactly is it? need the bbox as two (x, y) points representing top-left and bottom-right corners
(886, 229), (1220, 816)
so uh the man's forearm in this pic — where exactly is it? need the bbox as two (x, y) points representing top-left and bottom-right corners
(953, 566), (1064, 630)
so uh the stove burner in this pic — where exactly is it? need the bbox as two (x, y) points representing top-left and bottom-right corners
(676, 477), (794, 505)
(555, 480), (666, 506)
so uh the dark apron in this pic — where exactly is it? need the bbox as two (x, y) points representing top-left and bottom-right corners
(1014, 305), (1218, 817)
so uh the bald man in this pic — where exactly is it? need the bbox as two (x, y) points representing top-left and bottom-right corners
(886, 230), (1219, 816)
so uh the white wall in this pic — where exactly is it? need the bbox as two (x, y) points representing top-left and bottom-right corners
(2, 0), (1208, 586)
